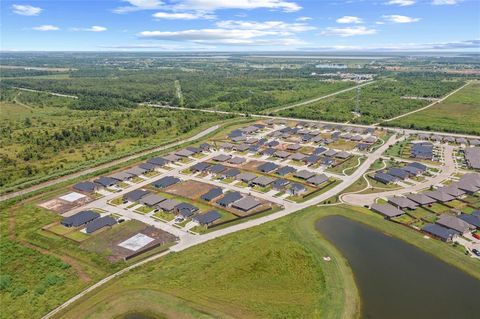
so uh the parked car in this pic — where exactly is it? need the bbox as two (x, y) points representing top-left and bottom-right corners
(472, 249), (480, 257)
(175, 217), (184, 223)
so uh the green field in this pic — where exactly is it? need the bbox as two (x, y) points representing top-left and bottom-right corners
(386, 81), (480, 135)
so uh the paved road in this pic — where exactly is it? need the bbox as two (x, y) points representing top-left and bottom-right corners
(270, 81), (376, 113)
(0, 125), (220, 202)
(381, 81), (471, 123)
(11, 86), (79, 99)
(342, 144), (456, 206)
(42, 134), (400, 319)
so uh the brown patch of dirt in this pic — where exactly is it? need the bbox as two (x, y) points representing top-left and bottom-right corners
(165, 180), (215, 199)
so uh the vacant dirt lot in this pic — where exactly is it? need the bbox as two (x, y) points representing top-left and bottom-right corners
(240, 160), (264, 171)
(165, 180), (216, 199)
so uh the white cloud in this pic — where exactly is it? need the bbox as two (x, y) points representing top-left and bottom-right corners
(387, 0), (415, 6)
(114, 0), (164, 13)
(216, 20), (315, 32)
(336, 16), (363, 24)
(72, 26), (107, 32)
(382, 15), (420, 23)
(12, 4), (42, 16)
(153, 11), (215, 19)
(321, 26), (376, 37)
(32, 25), (59, 31)
(296, 16), (311, 21)
(432, 0), (458, 5)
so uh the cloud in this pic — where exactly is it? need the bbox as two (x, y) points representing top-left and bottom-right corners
(296, 16), (311, 21)
(12, 4), (42, 16)
(382, 15), (420, 23)
(321, 26), (376, 37)
(115, 0), (301, 14)
(153, 11), (215, 19)
(32, 25), (59, 31)
(432, 0), (458, 5)
(387, 0), (415, 6)
(336, 16), (363, 24)
(216, 20), (315, 32)
(72, 26), (107, 32)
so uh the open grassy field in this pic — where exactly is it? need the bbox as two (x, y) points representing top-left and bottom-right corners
(386, 81), (480, 135)
(52, 204), (480, 319)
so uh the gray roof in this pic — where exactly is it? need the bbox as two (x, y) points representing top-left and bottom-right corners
(216, 192), (242, 206)
(124, 189), (150, 202)
(422, 224), (457, 241)
(290, 153), (307, 161)
(287, 143), (301, 151)
(191, 162), (210, 172)
(228, 157), (246, 165)
(86, 216), (117, 234)
(276, 166), (296, 176)
(109, 171), (133, 181)
(387, 196), (419, 210)
(464, 147), (480, 169)
(458, 214), (480, 228)
(373, 172), (398, 184)
(193, 210), (221, 225)
(324, 149), (337, 157)
(208, 164), (227, 174)
(232, 196), (262, 211)
(236, 172), (257, 182)
(124, 166), (147, 176)
(62, 210), (99, 227)
(335, 151), (351, 159)
(94, 176), (119, 187)
(439, 185), (466, 197)
(222, 168), (240, 178)
(273, 178), (290, 189)
(275, 150), (291, 158)
(307, 174), (329, 186)
(294, 170), (316, 180)
(201, 187), (223, 201)
(152, 176), (180, 188)
(257, 162), (279, 173)
(175, 149), (194, 157)
(73, 181), (97, 193)
(138, 163), (156, 171)
(406, 193), (437, 205)
(424, 190), (455, 202)
(147, 157), (168, 167)
(139, 194), (166, 206)
(212, 154), (232, 162)
(436, 214), (474, 234)
(251, 176), (276, 187)
(371, 203), (405, 218)
(156, 199), (180, 211)
(163, 154), (181, 162)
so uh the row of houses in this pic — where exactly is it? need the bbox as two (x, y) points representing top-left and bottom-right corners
(371, 173), (480, 241)
(417, 133), (480, 146)
(61, 210), (117, 234)
(372, 162), (428, 184)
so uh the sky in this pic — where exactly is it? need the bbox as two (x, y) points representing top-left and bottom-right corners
(1, 0), (479, 51)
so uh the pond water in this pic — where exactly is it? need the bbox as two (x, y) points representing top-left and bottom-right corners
(316, 216), (480, 319)
(121, 313), (159, 319)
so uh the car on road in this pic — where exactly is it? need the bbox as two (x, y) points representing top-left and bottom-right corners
(472, 249), (480, 257)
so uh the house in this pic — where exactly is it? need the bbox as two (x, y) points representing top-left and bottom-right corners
(124, 166), (147, 177)
(212, 154), (232, 162)
(387, 167), (410, 180)
(387, 196), (418, 210)
(464, 147), (480, 170)
(307, 174), (329, 186)
(371, 203), (405, 218)
(190, 162), (210, 173)
(439, 185), (465, 197)
(175, 203), (199, 217)
(229, 129), (244, 138)
(444, 136), (455, 143)
(236, 172), (257, 183)
(86, 216), (117, 234)
(139, 194), (166, 207)
(436, 214), (475, 234)
(266, 140), (279, 147)
(422, 224), (458, 242)
(288, 183), (307, 196)
(274, 150), (291, 159)
(304, 155), (321, 165)
(245, 138), (259, 145)
(61, 210), (100, 227)
(216, 192), (243, 207)
(363, 136), (377, 144)
(276, 166), (296, 176)
(324, 138), (334, 145)
(402, 165), (423, 176)
(163, 154), (181, 162)
(350, 135), (362, 142)
(261, 148), (276, 156)
(257, 162), (279, 173)
(407, 162), (427, 172)
(73, 181), (98, 193)
(324, 149), (337, 157)
(234, 143), (250, 152)
(186, 146), (202, 154)
(109, 171), (133, 181)
(411, 142), (433, 160)
(456, 138), (467, 145)
(424, 190), (455, 203)
(232, 196), (262, 212)
(313, 147), (327, 155)
(221, 168), (240, 179)
(138, 162), (156, 172)
(207, 164), (227, 174)
(228, 157), (246, 165)
(335, 151), (351, 159)
(175, 149), (194, 157)
(147, 157), (168, 167)
(357, 143), (370, 151)
(458, 214), (480, 228)
(94, 176), (119, 188)
(372, 172), (398, 184)
(251, 176), (276, 187)
(290, 153), (307, 161)
(220, 142), (234, 150)
(193, 211), (221, 226)
(231, 135), (246, 142)
(406, 193), (437, 205)
(123, 189), (149, 202)
(294, 170), (316, 180)
(152, 176), (180, 188)
(201, 187), (223, 202)
(156, 199), (180, 212)
(272, 179), (290, 190)
(321, 158), (334, 166)
(287, 144), (301, 151)
(199, 143), (212, 151)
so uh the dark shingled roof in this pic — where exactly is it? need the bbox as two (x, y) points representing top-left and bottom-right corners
(193, 210), (221, 225)
(201, 188), (223, 202)
(138, 162), (156, 171)
(232, 196), (262, 211)
(191, 162), (210, 172)
(152, 176), (180, 188)
(387, 196), (419, 210)
(208, 164), (227, 174)
(222, 168), (241, 178)
(436, 214), (475, 233)
(387, 167), (410, 180)
(424, 190), (455, 203)
(123, 189), (150, 202)
(276, 166), (296, 176)
(175, 202), (198, 214)
(294, 170), (316, 180)
(406, 193), (437, 205)
(272, 178), (290, 189)
(139, 194), (166, 206)
(373, 172), (398, 184)
(307, 174), (329, 186)
(457, 214), (480, 228)
(86, 216), (117, 234)
(257, 162), (279, 173)
(62, 210), (100, 227)
(73, 181), (97, 193)
(371, 203), (405, 218)
(147, 157), (168, 167)
(216, 192), (243, 207)
(422, 224), (457, 241)
(94, 176), (119, 187)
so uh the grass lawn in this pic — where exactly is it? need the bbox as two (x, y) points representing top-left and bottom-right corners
(109, 197), (124, 206)
(64, 231), (90, 242)
(428, 203), (450, 214)
(143, 171), (160, 178)
(130, 176), (144, 183)
(326, 156), (363, 175)
(46, 224), (73, 236)
(135, 205), (154, 215)
(153, 211), (175, 222)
